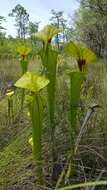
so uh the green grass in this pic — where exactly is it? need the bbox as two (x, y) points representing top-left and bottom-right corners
(0, 58), (34, 189)
(0, 123), (34, 190)
(0, 59), (107, 189)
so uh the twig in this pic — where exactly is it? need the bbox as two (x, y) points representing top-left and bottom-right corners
(75, 103), (100, 154)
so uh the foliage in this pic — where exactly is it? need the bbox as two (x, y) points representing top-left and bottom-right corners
(65, 41), (96, 71)
(0, 16), (6, 31)
(15, 72), (49, 92)
(17, 46), (31, 56)
(34, 24), (62, 46)
(0, 1), (107, 189)
(0, 56), (107, 190)
(6, 90), (14, 124)
(68, 71), (84, 144)
(15, 72), (49, 185)
(17, 46), (31, 72)
(29, 21), (39, 37)
(50, 9), (67, 44)
(15, 25), (97, 187)
(63, 41), (96, 178)
(17, 45), (32, 109)
(72, 0), (107, 57)
(35, 25), (62, 162)
(9, 4), (29, 39)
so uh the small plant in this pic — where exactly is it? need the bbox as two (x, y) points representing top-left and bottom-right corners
(17, 45), (32, 109)
(64, 41), (96, 177)
(65, 41), (96, 133)
(15, 71), (49, 186)
(35, 25), (62, 159)
(6, 89), (14, 124)
(17, 45), (32, 74)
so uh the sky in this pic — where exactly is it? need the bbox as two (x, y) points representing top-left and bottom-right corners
(0, 0), (79, 37)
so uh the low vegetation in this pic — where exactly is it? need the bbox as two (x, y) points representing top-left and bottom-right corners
(0, 0), (107, 189)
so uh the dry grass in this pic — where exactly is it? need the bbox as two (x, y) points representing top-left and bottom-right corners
(0, 58), (107, 189)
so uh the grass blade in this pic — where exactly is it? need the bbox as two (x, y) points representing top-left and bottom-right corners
(58, 180), (107, 190)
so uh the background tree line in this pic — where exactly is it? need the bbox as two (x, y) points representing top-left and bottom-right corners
(0, 0), (107, 58)
(72, 0), (107, 57)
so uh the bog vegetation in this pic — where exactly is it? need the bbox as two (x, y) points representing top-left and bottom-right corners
(0, 0), (107, 190)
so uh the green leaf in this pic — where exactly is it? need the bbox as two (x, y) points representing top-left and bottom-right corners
(15, 72), (49, 92)
(64, 41), (79, 60)
(46, 48), (58, 127)
(20, 60), (28, 74)
(34, 24), (62, 44)
(68, 71), (85, 144)
(40, 47), (58, 135)
(17, 45), (32, 56)
(64, 41), (96, 69)
(29, 94), (44, 184)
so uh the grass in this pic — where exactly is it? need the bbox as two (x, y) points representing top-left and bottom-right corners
(0, 125), (34, 189)
(0, 58), (107, 189)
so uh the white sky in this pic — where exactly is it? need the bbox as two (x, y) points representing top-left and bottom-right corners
(0, 0), (79, 36)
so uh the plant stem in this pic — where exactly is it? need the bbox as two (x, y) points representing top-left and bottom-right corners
(20, 59), (28, 110)
(29, 93), (43, 185)
(8, 97), (13, 124)
(21, 89), (25, 110)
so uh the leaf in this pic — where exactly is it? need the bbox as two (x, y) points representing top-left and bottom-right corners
(64, 41), (96, 64)
(68, 71), (85, 144)
(64, 41), (79, 60)
(81, 47), (96, 63)
(34, 24), (62, 44)
(46, 48), (58, 126)
(29, 94), (44, 184)
(20, 60), (29, 74)
(40, 47), (58, 132)
(17, 45), (32, 56)
(15, 72), (49, 92)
